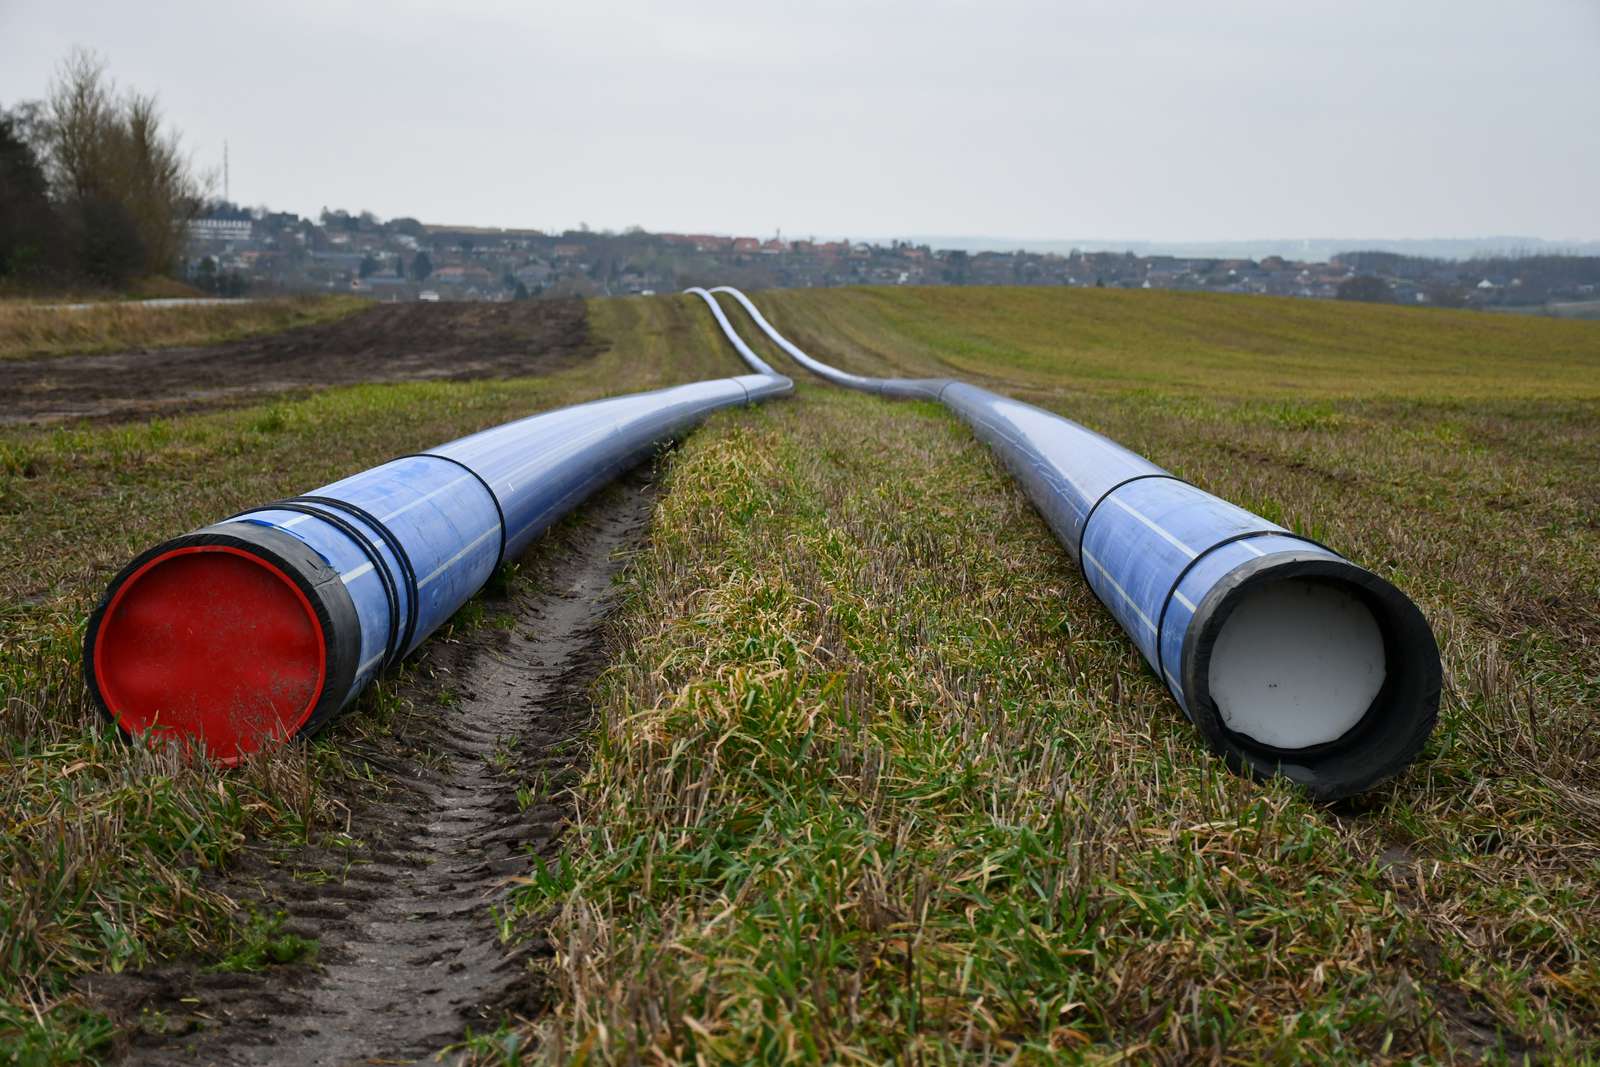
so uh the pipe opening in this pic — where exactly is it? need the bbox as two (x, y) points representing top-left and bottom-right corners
(1182, 554), (1441, 800)
(1207, 577), (1385, 751)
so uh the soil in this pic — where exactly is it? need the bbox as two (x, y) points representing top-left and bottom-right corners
(0, 299), (599, 425)
(85, 473), (658, 1065)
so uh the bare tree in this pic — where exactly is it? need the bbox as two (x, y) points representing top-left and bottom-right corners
(42, 48), (203, 279)
(120, 90), (200, 272)
(44, 49), (118, 202)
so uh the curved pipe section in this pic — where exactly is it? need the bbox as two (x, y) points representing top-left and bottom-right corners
(710, 286), (947, 399)
(86, 312), (791, 763)
(705, 287), (1439, 800)
(685, 288), (780, 377)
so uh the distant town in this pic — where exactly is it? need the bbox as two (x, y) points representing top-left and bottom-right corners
(185, 204), (1600, 312)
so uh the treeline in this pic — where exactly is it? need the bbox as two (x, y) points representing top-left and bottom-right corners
(1335, 249), (1600, 306)
(1340, 249), (1600, 284)
(0, 50), (203, 290)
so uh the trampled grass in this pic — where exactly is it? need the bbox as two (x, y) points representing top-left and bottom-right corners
(0, 294), (368, 360)
(0, 294), (738, 1059)
(490, 289), (1600, 1062)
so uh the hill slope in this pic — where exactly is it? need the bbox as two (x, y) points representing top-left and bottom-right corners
(755, 285), (1600, 399)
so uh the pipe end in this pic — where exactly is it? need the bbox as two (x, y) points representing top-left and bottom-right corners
(1181, 553), (1441, 802)
(85, 525), (359, 763)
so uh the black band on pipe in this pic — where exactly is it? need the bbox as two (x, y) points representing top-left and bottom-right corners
(233, 501), (403, 668)
(289, 496), (421, 661)
(1150, 527), (1338, 700)
(1075, 473), (1188, 575)
(402, 453), (509, 570)
(280, 500), (404, 665)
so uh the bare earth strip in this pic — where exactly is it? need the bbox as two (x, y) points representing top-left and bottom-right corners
(0, 299), (599, 425)
(89, 475), (658, 1065)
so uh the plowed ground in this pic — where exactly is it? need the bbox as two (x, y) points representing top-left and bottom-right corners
(0, 299), (598, 424)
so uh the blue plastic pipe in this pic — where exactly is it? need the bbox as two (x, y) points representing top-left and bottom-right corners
(684, 287), (780, 376)
(85, 304), (791, 762)
(707, 286), (1439, 800)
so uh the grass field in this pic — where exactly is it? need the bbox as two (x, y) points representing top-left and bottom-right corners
(2, 287), (1598, 1062)
(0, 294), (368, 360)
(502, 289), (1600, 1063)
(746, 286), (1600, 400)
(0, 295), (736, 1061)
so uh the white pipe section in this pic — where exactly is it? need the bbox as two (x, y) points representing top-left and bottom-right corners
(1207, 578), (1386, 750)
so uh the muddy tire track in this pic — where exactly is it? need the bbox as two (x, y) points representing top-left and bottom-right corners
(93, 475), (657, 1065)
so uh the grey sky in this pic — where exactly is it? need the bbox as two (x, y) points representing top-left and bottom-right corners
(3, 0), (1597, 241)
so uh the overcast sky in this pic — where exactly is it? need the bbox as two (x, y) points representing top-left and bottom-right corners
(2, 0), (1597, 241)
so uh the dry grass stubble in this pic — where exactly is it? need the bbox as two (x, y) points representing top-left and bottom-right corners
(499, 387), (1598, 1063)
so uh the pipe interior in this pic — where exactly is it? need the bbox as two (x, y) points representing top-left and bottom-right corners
(1206, 576), (1386, 751)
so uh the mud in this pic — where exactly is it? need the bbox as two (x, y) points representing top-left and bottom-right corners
(0, 299), (599, 425)
(86, 473), (657, 1065)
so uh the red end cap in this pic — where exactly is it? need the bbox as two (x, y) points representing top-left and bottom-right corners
(91, 545), (328, 763)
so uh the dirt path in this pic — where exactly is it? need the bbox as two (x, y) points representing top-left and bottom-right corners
(0, 299), (598, 425)
(91, 475), (657, 1065)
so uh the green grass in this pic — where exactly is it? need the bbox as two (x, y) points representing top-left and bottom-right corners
(210, 910), (318, 973)
(0, 294), (369, 360)
(485, 289), (1600, 1063)
(751, 285), (1600, 400)
(0, 294), (740, 1060)
(4, 286), (1599, 1062)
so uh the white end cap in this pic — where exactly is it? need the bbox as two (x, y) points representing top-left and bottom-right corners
(1207, 578), (1385, 750)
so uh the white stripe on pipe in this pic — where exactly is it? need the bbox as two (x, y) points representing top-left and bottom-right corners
(341, 561), (375, 583)
(416, 525), (500, 589)
(497, 422), (617, 487)
(379, 472), (473, 523)
(1083, 548), (1157, 635)
(250, 473), (474, 535)
(985, 398), (1099, 503)
(1110, 495), (1197, 559)
(356, 650), (385, 676)
(1238, 539), (1266, 557)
